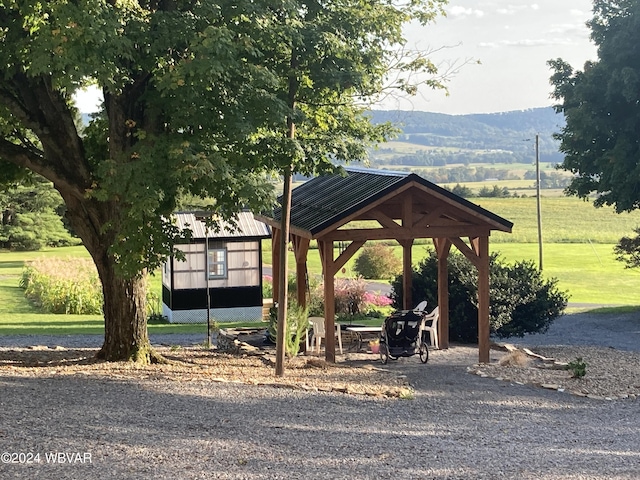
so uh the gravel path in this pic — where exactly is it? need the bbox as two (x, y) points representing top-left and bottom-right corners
(1, 311), (639, 479)
(495, 309), (640, 352)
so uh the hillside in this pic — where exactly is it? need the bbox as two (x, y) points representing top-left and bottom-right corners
(368, 107), (566, 167)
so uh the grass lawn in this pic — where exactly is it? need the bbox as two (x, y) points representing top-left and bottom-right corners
(0, 247), (224, 336)
(3, 193), (640, 336)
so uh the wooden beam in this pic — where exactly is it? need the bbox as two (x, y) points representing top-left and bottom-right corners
(333, 240), (365, 273)
(325, 225), (490, 242)
(254, 214), (313, 240)
(369, 209), (400, 229)
(292, 235), (310, 308)
(402, 194), (413, 228)
(292, 235), (310, 263)
(401, 194), (415, 311)
(271, 228), (281, 301)
(450, 237), (482, 268)
(413, 206), (445, 228)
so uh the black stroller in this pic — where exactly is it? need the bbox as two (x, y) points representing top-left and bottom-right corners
(379, 302), (430, 364)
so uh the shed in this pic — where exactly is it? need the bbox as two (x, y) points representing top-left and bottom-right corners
(256, 167), (513, 363)
(161, 211), (271, 323)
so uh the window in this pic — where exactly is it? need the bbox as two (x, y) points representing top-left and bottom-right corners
(207, 247), (227, 279)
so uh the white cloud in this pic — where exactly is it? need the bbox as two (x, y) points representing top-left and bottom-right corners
(531, 4), (540, 10)
(448, 6), (484, 17)
(479, 37), (578, 48)
(497, 4), (529, 15)
(570, 9), (588, 17)
(548, 23), (590, 36)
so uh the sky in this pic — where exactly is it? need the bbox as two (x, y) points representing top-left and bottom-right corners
(73, 0), (598, 116)
(388, 0), (598, 114)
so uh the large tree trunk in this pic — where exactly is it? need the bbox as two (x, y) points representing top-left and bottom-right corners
(1, 69), (164, 364)
(95, 260), (157, 362)
(61, 192), (163, 364)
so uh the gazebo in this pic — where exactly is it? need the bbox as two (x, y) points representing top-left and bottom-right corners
(256, 168), (513, 363)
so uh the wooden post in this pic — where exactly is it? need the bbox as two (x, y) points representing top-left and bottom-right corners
(271, 228), (281, 302)
(401, 195), (414, 310)
(293, 236), (310, 308)
(401, 239), (413, 310)
(319, 240), (336, 363)
(275, 168), (293, 377)
(474, 236), (490, 364)
(434, 238), (451, 350)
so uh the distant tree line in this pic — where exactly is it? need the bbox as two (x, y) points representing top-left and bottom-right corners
(371, 147), (564, 167)
(447, 184), (512, 198)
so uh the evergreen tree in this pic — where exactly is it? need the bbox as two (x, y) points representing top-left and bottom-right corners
(0, 175), (77, 250)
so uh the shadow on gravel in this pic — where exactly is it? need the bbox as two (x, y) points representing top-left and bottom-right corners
(0, 348), (98, 368)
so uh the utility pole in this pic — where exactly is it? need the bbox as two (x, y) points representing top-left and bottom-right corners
(535, 134), (543, 270)
(196, 213), (213, 348)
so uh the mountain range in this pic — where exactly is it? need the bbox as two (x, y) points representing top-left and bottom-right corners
(368, 107), (566, 166)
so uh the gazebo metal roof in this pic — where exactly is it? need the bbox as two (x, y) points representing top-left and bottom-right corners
(264, 167), (513, 237)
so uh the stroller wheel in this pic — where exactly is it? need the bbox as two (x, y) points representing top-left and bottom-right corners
(419, 343), (429, 364)
(379, 343), (389, 364)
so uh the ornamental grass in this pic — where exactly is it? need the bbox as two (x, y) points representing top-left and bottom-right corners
(20, 258), (103, 315)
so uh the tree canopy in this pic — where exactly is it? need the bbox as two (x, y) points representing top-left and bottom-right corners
(0, 1), (449, 363)
(549, 0), (640, 213)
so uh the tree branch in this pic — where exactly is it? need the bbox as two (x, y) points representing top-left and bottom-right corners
(0, 75), (92, 194)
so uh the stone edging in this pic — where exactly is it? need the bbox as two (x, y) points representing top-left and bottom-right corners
(467, 364), (639, 402)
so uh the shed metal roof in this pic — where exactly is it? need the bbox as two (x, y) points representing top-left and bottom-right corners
(174, 211), (271, 241)
(261, 167), (513, 236)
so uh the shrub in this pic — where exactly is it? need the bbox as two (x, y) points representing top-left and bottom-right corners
(273, 274), (324, 317)
(262, 275), (273, 299)
(266, 301), (308, 357)
(308, 277), (368, 317)
(390, 250), (568, 343)
(354, 243), (401, 279)
(363, 291), (393, 307)
(566, 357), (587, 378)
(334, 277), (368, 315)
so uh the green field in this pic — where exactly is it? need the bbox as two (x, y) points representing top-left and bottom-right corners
(262, 196), (640, 306)
(2, 195), (640, 336)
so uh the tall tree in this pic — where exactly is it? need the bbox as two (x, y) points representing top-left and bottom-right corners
(250, 0), (449, 373)
(0, 1), (285, 362)
(549, 0), (640, 213)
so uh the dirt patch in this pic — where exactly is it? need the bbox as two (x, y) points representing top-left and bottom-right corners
(0, 345), (412, 398)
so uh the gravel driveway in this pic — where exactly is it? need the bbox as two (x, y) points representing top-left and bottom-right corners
(1, 310), (639, 479)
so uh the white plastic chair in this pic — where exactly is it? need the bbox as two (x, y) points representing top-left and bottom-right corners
(413, 300), (428, 314)
(307, 316), (343, 354)
(421, 306), (439, 349)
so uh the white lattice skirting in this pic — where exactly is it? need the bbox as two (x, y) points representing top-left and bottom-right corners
(162, 304), (263, 324)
